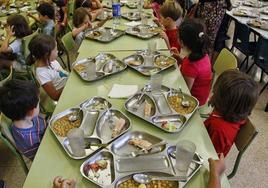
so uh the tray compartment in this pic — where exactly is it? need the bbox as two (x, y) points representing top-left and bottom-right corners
(151, 115), (186, 133)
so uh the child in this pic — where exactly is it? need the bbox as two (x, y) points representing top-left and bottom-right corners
(28, 2), (55, 36)
(0, 79), (47, 160)
(0, 14), (32, 69)
(159, 0), (182, 51)
(143, 0), (165, 20)
(205, 69), (258, 157)
(0, 52), (16, 71)
(28, 34), (69, 101)
(72, 7), (92, 48)
(75, 0), (103, 21)
(173, 18), (212, 106)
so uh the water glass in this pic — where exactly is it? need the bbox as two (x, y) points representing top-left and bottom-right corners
(144, 54), (154, 66)
(175, 140), (196, 173)
(87, 62), (96, 79)
(147, 40), (157, 55)
(150, 74), (163, 91)
(67, 128), (86, 157)
(141, 13), (148, 25)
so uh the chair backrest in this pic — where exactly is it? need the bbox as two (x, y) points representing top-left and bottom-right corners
(22, 29), (39, 59)
(228, 118), (258, 179)
(61, 31), (77, 52)
(0, 113), (15, 146)
(233, 21), (251, 45)
(213, 48), (238, 75)
(255, 36), (268, 67)
(0, 66), (13, 87)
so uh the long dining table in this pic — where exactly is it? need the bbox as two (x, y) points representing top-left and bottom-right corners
(22, 6), (230, 188)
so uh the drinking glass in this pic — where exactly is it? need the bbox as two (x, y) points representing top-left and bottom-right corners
(147, 40), (157, 55)
(150, 74), (162, 91)
(144, 54), (154, 66)
(67, 128), (86, 157)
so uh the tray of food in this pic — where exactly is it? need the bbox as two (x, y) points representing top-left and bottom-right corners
(232, 9), (258, 18)
(243, 1), (267, 8)
(10, 1), (31, 8)
(86, 27), (125, 43)
(80, 131), (203, 188)
(126, 1), (139, 8)
(261, 8), (268, 15)
(0, 8), (18, 17)
(49, 97), (131, 159)
(97, 9), (112, 21)
(123, 50), (176, 76)
(247, 19), (268, 30)
(125, 24), (161, 39)
(122, 11), (151, 21)
(124, 84), (199, 133)
(73, 53), (127, 82)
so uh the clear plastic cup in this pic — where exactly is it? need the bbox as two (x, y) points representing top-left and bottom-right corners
(148, 40), (157, 55)
(67, 128), (86, 157)
(141, 13), (148, 25)
(87, 62), (96, 79)
(150, 74), (163, 91)
(144, 54), (154, 66)
(175, 140), (196, 173)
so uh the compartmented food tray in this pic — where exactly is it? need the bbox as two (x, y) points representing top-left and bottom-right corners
(122, 11), (151, 21)
(126, 2), (138, 9)
(86, 27), (125, 43)
(232, 9), (258, 18)
(125, 24), (161, 39)
(247, 19), (268, 31)
(123, 50), (176, 76)
(80, 131), (203, 188)
(124, 85), (199, 133)
(97, 9), (112, 21)
(49, 97), (131, 159)
(73, 53), (127, 82)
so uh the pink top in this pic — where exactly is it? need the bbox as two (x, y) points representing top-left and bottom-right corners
(151, 2), (161, 20)
(180, 54), (212, 106)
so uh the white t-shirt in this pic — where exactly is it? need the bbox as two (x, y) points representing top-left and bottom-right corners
(9, 39), (25, 65)
(36, 60), (69, 90)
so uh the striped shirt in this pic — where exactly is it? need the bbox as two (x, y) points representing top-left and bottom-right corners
(11, 116), (47, 160)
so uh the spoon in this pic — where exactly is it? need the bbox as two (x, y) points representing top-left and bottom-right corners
(133, 173), (187, 184)
(68, 109), (82, 122)
(178, 86), (190, 107)
(169, 151), (203, 165)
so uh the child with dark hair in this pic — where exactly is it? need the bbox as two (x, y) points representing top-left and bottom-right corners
(28, 34), (69, 101)
(173, 18), (212, 106)
(143, 0), (165, 20)
(205, 69), (258, 156)
(75, 0), (103, 21)
(0, 14), (32, 68)
(0, 52), (16, 70)
(28, 2), (55, 36)
(159, 0), (182, 51)
(0, 79), (47, 160)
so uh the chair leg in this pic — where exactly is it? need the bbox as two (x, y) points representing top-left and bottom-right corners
(259, 82), (268, 95)
(228, 152), (243, 179)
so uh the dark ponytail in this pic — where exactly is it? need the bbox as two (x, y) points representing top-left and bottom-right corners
(179, 18), (209, 62)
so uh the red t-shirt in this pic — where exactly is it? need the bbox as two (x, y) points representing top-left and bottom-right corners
(165, 28), (181, 51)
(180, 54), (212, 106)
(151, 2), (161, 20)
(204, 113), (246, 157)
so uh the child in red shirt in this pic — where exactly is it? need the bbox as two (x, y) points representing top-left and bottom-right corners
(173, 19), (212, 106)
(143, 0), (165, 20)
(159, 1), (182, 51)
(205, 70), (258, 156)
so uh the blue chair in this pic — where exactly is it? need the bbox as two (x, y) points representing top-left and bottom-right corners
(247, 36), (268, 94)
(231, 21), (257, 69)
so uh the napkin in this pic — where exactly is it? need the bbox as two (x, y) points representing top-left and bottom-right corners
(108, 84), (138, 98)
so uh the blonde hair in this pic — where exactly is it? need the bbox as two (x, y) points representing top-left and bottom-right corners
(160, 0), (182, 21)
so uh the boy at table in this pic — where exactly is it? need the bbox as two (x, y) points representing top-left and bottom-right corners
(159, 0), (182, 51)
(0, 79), (47, 160)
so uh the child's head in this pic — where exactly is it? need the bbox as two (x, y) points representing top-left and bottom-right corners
(159, 1), (182, 28)
(37, 2), (55, 22)
(179, 18), (209, 61)
(154, 0), (165, 5)
(0, 52), (16, 70)
(27, 34), (57, 65)
(0, 79), (40, 121)
(210, 69), (258, 122)
(6, 14), (31, 38)
(75, 0), (92, 9)
(73, 7), (91, 28)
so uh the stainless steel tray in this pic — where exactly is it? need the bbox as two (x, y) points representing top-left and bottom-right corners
(0, 8), (18, 17)
(86, 27), (125, 43)
(73, 53), (127, 82)
(49, 97), (131, 159)
(122, 11), (150, 21)
(123, 50), (176, 76)
(124, 85), (199, 133)
(125, 25), (160, 39)
(126, 2), (138, 9)
(80, 131), (203, 188)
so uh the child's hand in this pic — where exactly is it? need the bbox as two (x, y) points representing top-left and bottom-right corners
(159, 31), (168, 42)
(53, 176), (76, 188)
(170, 47), (179, 56)
(27, 12), (32, 17)
(83, 22), (91, 30)
(5, 25), (15, 38)
(208, 153), (226, 177)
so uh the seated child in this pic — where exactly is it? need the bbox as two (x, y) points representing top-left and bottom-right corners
(205, 69), (258, 156)
(28, 2), (55, 36)
(0, 14), (32, 69)
(0, 79), (47, 160)
(175, 18), (212, 106)
(28, 34), (69, 101)
(0, 52), (16, 70)
(72, 7), (92, 48)
(159, 0), (182, 51)
(75, 0), (103, 21)
(143, 0), (165, 20)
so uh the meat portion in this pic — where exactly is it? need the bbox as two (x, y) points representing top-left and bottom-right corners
(128, 138), (152, 150)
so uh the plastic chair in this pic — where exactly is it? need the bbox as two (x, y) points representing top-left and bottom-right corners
(230, 21), (257, 69)
(199, 48), (238, 117)
(0, 113), (29, 174)
(228, 118), (258, 179)
(22, 29), (40, 59)
(0, 66), (13, 87)
(61, 32), (79, 71)
(247, 36), (268, 94)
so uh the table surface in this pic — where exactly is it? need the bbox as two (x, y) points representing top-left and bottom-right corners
(23, 6), (230, 188)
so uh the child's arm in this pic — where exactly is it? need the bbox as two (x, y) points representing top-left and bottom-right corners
(91, 0), (103, 9)
(42, 82), (63, 101)
(27, 12), (41, 23)
(208, 153), (225, 188)
(160, 30), (171, 49)
(0, 25), (14, 53)
(143, 2), (153, 9)
(61, 6), (68, 27)
(72, 22), (91, 38)
(89, 9), (102, 21)
(182, 75), (195, 90)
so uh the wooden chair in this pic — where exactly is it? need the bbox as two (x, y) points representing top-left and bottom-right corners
(228, 118), (258, 179)
(0, 113), (29, 174)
